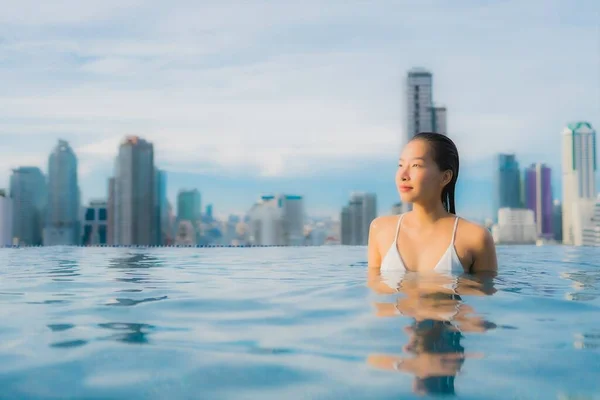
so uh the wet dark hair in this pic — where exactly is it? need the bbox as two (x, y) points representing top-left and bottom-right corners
(411, 132), (460, 214)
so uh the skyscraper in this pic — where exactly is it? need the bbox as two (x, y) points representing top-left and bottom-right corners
(155, 169), (168, 246)
(247, 194), (305, 246)
(177, 189), (201, 243)
(9, 167), (46, 246)
(562, 122), (597, 245)
(404, 68), (447, 213)
(524, 163), (553, 239)
(113, 136), (157, 246)
(107, 177), (115, 245)
(82, 200), (107, 245)
(0, 190), (12, 247)
(43, 140), (80, 245)
(406, 68), (433, 142)
(495, 154), (521, 217)
(177, 189), (201, 222)
(431, 105), (447, 136)
(340, 192), (377, 245)
(553, 200), (563, 242)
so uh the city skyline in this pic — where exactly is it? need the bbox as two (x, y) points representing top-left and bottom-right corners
(0, 1), (598, 220)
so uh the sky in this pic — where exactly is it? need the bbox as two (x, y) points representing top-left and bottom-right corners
(0, 0), (598, 221)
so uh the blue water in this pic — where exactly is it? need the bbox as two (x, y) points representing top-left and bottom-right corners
(0, 246), (598, 400)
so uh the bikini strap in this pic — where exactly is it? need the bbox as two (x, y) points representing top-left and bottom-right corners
(451, 216), (459, 244)
(394, 213), (405, 244)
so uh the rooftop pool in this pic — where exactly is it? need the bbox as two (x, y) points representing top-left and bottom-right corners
(0, 246), (598, 399)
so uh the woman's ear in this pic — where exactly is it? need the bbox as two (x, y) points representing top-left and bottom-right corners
(442, 170), (453, 187)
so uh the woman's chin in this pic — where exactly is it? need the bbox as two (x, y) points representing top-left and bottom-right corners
(399, 193), (417, 203)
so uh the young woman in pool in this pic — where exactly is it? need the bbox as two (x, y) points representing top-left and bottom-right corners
(368, 132), (497, 281)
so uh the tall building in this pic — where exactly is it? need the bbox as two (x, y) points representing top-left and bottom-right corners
(82, 200), (107, 245)
(582, 196), (600, 246)
(431, 105), (447, 136)
(247, 194), (305, 246)
(524, 163), (553, 239)
(177, 189), (201, 242)
(177, 189), (201, 222)
(155, 169), (168, 246)
(495, 154), (522, 218)
(278, 195), (305, 246)
(491, 208), (537, 244)
(340, 192), (377, 245)
(113, 136), (157, 246)
(562, 122), (597, 245)
(406, 68), (433, 141)
(9, 167), (46, 246)
(43, 140), (80, 246)
(0, 190), (12, 247)
(553, 200), (563, 242)
(107, 177), (115, 245)
(403, 68), (448, 213)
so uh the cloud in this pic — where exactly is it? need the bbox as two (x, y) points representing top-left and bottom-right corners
(0, 0), (598, 207)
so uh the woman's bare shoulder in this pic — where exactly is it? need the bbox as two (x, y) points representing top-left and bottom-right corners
(458, 217), (493, 247)
(370, 215), (401, 233)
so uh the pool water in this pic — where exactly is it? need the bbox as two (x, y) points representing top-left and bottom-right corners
(0, 246), (598, 399)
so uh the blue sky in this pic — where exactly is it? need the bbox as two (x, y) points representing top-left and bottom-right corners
(0, 0), (598, 220)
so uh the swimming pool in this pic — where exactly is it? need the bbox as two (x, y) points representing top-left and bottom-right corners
(0, 246), (598, 399)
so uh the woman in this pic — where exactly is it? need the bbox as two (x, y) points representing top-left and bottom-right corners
(368, 132), (497, 282)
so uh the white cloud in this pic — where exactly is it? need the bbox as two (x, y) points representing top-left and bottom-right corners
(0, 0), (598, 190)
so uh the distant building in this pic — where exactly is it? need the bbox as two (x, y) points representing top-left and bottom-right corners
(177, 189), (201, 222)
(582, 196), (600, 246)
(562, 122), (596, 245)
(9, 167), (46, 246)
(0, 190), (12, 246)
(107, 177), (115, 245)
(206, 204), (213, 220)
(248, 200), (282, 246)
(308, 223), (327, 246)
(175, 220), (197, 246)
(524, 163), (553, 239)
(390, 202), (403, 215)
(431, 105), (447, 136)
(82, 200), (107, 245)
(340, 192), (377, 245)
(553, 200), (563, 242)
(569, 198), (596, 246)
(155, 169), (168, 246)
(247, 194), (305, 246)
(406, 68), (433, 141)
(495, 154), (521, 218)
(223, 215), (241, 245)
(177, 189), (201, 242)
(44, 140), (81, 246)
(492, 208), (537, 244)
(113, 136), (157, 245)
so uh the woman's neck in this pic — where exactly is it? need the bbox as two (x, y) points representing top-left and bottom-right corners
(410, 201), (449, 227)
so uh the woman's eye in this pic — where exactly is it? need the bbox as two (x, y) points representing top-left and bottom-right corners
(412, 164), (420, 168)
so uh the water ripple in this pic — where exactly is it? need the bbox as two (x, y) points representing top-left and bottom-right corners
(0, 246), (598, 399)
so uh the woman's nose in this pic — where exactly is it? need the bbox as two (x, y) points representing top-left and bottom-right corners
(399, 166), (410, 181)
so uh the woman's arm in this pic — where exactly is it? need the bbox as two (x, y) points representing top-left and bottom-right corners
(368, 218), (382, 269)
(470, 226), (498, 275)
(366, 218), (398, 294)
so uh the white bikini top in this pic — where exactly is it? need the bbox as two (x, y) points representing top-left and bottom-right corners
(380, 213), (465, 287)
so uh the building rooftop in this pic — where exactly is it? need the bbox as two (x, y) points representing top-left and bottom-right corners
(565, 121), (594, 134)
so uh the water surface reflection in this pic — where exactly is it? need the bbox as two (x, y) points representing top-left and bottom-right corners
(368, 271), (497, 396)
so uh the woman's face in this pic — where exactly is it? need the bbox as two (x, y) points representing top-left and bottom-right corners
(396, 139), (449, 205)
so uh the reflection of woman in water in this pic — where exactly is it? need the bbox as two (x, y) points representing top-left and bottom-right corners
(367, 133), (497, 293)
(369, 277), (496, 396)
